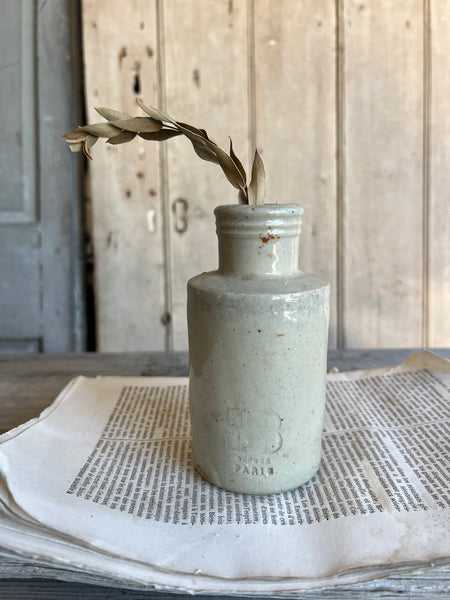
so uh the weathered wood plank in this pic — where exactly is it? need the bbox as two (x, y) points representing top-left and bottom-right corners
(343, 0), (424, 347)
(82, 0), (166, 351)
(0, 558), (449, 598)
(79, 0), (449, 353)
(429, 0), (450, 346)
(162, 0), (250, 350)
(253, 0), (337, 348)
(0, 352), (189, 433)
(38, 0), (86, 351)
(1, 349), (448, 434)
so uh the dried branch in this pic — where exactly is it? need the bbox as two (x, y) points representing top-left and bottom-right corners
(63, 100), (266, 205)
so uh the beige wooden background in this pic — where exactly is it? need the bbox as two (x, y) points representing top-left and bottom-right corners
(82, 0), (449, 352)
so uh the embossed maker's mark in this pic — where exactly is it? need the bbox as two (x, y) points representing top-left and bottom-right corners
(225, 407), (282, 453)
(235, 464), (274, 476)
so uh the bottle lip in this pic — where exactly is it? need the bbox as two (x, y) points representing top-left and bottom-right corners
(214, 203), (303, 237)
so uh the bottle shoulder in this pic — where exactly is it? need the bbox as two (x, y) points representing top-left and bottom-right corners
(188, 270), (329, 297)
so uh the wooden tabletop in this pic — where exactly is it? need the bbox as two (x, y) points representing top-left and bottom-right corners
(0, 349), (449, 599)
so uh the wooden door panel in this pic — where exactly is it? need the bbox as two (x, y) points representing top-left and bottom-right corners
(0, 1), (86, 353)
(164, 0), (250, 350)
(82, 0), (166, 351)
(0, 228), (41, 341)
(81, 1), (449, 351)
(429, 0), (450, 346)
(254, 0), (337, 347)
(0, 0), (36, 223)
(343, 0), (424, 347)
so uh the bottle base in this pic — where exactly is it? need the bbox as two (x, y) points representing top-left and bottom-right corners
(193, 460), (321, 496)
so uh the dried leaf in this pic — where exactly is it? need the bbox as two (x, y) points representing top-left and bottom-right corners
(201, 130), (220, 146)
(248, 149), (266, 205)
(177, 124), (246, 188)
(199, 128), (214, 143)
(238, 189), (248, 204)
(63, 129), (88, 141)
(229, 138), (246, 185)
(139, 105), (245, 189)
(82, 145), (92, 160)
(95, 107), (131, 121)
(139, 130), (182, 141)
(212, 144), (247, 190)
(107, 131), (137, 145)
(79, 122), (122, 138)
(170, 121), (245, 186)
(174, 122), (208, 144)
(110, 117), (163, 133)
(190, 139), (219, 164)
(137, 99), (174, 124)
(87, 136), (98, 148)
(68, 142), (83, 153)
(170, 121), (220, 163)
(177, 122), (209, 141)
(66, 137), (88, 145)
(82, 135), (98, 160)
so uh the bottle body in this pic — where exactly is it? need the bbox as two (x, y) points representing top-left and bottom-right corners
(187, 204), (329, 494)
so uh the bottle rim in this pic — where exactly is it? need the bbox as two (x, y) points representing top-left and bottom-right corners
(214, 204), (303, 238)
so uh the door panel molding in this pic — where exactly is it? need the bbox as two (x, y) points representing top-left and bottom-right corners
(0, 0), (37, 224)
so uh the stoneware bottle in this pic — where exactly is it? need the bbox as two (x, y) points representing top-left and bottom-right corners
(187, 204), (329, 494)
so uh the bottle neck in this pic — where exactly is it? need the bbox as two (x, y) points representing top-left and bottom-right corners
(215, 204), (303, 277)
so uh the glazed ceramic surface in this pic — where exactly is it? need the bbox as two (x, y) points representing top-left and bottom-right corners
(187, 204), (329, 494)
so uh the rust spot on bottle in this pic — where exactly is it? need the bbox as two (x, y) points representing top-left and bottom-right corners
(260, 232), (279, 244)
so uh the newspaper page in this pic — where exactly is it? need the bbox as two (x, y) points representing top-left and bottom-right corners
(0, 351), (448, 594)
